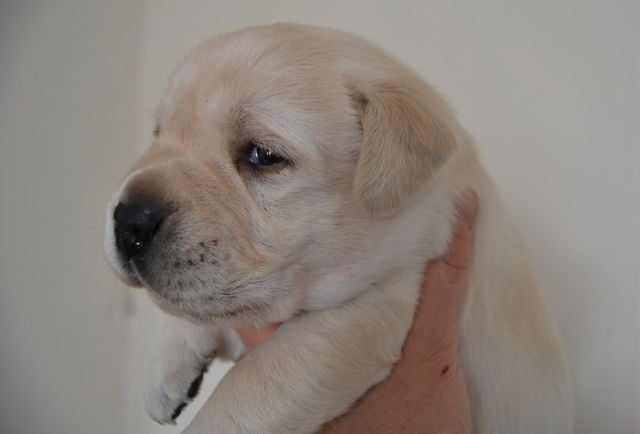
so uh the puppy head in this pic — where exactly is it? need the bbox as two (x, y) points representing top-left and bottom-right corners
(104, 24), (457, 327)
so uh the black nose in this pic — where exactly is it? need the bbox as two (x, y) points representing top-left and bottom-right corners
(113, 201), (165, 261)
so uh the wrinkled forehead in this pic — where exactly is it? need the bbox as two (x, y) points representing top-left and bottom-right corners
(155, 33), (353, 154)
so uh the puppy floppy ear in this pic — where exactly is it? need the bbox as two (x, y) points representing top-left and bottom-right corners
(351, 78), (456, 216)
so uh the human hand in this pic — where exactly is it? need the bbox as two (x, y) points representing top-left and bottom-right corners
(237, 193), (478, 433)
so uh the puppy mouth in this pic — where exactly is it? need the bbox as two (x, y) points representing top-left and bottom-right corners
(119, 258), (145, 287)
(149, 288), (268, 324)
(217, 302), (264, 318)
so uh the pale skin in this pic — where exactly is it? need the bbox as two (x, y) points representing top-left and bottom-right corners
(237, 193), (478, 434)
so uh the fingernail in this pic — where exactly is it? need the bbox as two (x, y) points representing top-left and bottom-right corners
(457, 191), (478, 229)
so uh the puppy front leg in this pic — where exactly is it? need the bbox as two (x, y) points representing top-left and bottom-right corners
(185, 272), (421, 434)
(145, 314), (244, 424)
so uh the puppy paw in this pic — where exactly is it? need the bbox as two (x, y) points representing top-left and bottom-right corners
(145, 351), (214, 425)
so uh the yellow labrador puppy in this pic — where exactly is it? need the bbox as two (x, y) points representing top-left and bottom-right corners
(105, 23), (572, 434)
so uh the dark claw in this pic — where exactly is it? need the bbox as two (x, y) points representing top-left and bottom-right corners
(169, 371), (205, 422)
(187, 372), (204, 399)
(171, 402), (187, 421)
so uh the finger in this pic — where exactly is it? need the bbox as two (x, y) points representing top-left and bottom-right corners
(406, 192), (479, 342)
(236, 324), (279, 351)
(442, 192), (478, 271)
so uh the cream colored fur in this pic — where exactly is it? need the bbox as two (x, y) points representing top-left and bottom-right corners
(104, 23), (572, 433)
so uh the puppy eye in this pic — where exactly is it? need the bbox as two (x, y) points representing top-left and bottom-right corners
(248, 145), (284, 166)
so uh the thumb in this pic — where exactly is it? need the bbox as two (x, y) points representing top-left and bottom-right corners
(442, 192), (478, 271)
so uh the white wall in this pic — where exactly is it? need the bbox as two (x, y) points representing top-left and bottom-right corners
(1, 1), (637, 433)
(0, 1), (143, 433)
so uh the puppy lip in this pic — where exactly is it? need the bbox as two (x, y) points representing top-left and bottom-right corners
(215, 302), (266, 319)
(166, 300), (264, 322)
(122, 272), (144, 288)
(119, 259), (144, 287)
(221, 304), (254, 317)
